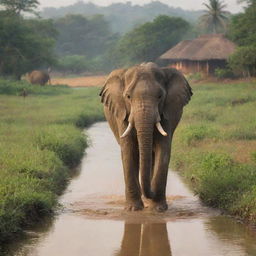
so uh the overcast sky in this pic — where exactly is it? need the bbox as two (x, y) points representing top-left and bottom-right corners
(39, 0), (244, 13)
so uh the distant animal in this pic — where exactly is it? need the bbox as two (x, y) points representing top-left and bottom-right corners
(27, 68), (51, 86)
(100, 62), (192, 212)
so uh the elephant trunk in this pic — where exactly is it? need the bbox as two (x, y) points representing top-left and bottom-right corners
(135, 110), (155, 199)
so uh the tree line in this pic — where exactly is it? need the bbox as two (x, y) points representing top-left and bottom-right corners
(0, 0), (255, 79)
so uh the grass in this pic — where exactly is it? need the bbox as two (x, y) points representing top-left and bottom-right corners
(171, 81), (256, 224)
(0, 79), (104, 244)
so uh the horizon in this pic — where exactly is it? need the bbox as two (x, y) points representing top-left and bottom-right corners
(39, 0), (245, 13)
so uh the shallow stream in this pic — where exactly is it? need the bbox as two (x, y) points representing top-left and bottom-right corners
(4, 122), (256, 256)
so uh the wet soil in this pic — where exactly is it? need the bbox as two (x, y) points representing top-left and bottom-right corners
(4, 122), (256, 256)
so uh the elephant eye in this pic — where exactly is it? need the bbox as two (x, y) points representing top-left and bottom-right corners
(127, 94), (131, 99)
(158, 94), (162, 99)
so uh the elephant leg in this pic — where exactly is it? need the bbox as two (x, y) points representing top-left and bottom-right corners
(120, 133), (143, 211)
(150, 134), (172, 212)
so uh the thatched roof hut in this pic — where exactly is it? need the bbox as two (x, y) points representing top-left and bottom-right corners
(159, 34), (236, 75)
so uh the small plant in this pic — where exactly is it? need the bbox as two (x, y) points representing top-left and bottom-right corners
(187, 72), (202, 81)
(251, 152), (256, 163)
(214, 67), (235, 79)
(181, 124), (219, 146)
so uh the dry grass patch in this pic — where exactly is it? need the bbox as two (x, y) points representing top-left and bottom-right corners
(52, 75), (107, 87)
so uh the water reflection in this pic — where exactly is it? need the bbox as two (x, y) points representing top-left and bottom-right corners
(115, 222), (171, 256)
(207, 216), (256, 256)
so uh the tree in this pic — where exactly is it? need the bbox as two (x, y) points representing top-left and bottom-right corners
(0, 0), (39, 15)
(0, 14), (57, 79)
(199, 0), (229, 33)
(112, 15), (190, 66)
(54, 14), (117, 58)
(228, 45), (256, 77)
(227, 0), (256, 76)
(228, 0), (256, 46)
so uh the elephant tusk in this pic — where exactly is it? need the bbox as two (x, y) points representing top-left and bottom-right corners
(120, 123), (133, 138)
(156, 122), (168, 136)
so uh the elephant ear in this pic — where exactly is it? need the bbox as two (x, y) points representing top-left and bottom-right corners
(161, 67), (193, 122)
(100, 69), (127, 121)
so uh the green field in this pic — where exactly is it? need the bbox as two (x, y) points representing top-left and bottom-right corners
(1, 79), (256, 245)
(172, 81), (256, 224)
(0, 80), (104, 244)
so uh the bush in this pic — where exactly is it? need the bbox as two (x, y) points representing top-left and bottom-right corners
(180, 124), (219, 145)
(228, 45), (256, 77)
(55, 55), (91, 74)
(35, 125), (87, 168)
(0, 78), (69, 96)
(195, 153), (256, 210)
(214, 67), (235, 79)
(187, 72), (202, 81)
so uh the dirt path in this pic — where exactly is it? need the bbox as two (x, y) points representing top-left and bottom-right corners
(52, 75), (107, 87)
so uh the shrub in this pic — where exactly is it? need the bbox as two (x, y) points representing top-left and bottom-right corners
(35, 125), (87, 168)
(214, 67), (235, 79)
(196, 153), (256, 209)
(187, 72), (202, 81)
(0, 78), (69, 96)
(55, 55), (91, 74)
(228, 45), (256, 77)
(180, 124), (219, 145)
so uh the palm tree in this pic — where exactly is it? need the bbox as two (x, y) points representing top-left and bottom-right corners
(199, 0), (229, 33)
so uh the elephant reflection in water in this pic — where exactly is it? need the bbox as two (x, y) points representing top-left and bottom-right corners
(115, 223), (172, 256)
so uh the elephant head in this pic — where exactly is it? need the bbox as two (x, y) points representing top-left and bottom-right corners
(27, 69), (51, 86)
(100, 63), (192, 201)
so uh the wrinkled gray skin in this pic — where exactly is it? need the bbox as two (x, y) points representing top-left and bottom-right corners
(27, 70), (51, 86)
(100, 63), (192, 212)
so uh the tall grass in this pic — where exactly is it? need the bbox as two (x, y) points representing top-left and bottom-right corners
(171, 81), (256, 224)
(0, 80), (104, 244)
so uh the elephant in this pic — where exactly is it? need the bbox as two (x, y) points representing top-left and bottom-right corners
(100, 62), (192, 212)
(27, 69), (51, 86)
(115, 222), (172, 256)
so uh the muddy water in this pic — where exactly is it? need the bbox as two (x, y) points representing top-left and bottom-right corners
(5, 122), (256, 256)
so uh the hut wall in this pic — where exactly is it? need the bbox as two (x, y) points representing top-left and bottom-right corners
(166, 59), (228, 76)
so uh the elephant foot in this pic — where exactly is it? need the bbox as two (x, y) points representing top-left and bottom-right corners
(148, 200), (168, 212)
(125, 200), (144, 211)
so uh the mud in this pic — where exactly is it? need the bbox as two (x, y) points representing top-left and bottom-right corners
(4, 122), (256, 256)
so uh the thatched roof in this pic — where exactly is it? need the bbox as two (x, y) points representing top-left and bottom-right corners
(159, 34), (236, 61)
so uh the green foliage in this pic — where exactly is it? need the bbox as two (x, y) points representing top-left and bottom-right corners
(199, 0), (229, 33)
(196, 153), (256, 209)
(0, 14), (57, 79)
(171, 80), (256, 224)
(187, 72), (202, 81)
(227, 0), (256, 77)
(228, 45), (256, 77)
(54, 14), (118, 58)
(113, 15), (190, 65)
(41, 1), (203, 34)
(228, 2), (256, 46)
(35, 125), (87, 168)
(214, 67), (235, 79)
(55, 55), (91, 74)
(252, 152), (256, 163)
(180, 124), (219, 145)
(0, 78), (69, 95)
(0, 81), (104, 243)
(0, 0), (39, 15)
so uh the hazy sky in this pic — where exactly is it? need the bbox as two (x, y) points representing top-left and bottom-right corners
(39, 0), (244, 13)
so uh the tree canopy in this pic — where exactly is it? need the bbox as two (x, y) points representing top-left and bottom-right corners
(54, 14), (118, 58)
(0, 0), (39, 15)
(0, 12), (57, 79)
(112, 15), (190, 66)
(227, 0), (256, 76)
